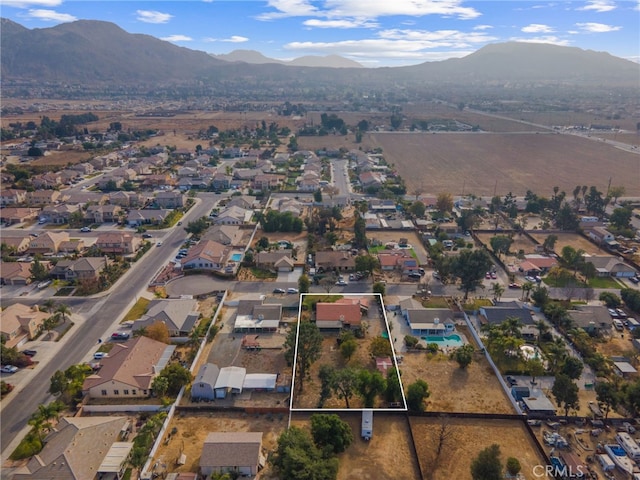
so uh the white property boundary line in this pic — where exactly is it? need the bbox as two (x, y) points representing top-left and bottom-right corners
(288, 293), (408, 427)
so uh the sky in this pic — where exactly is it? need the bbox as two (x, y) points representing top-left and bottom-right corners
(1, 0), (639, 67)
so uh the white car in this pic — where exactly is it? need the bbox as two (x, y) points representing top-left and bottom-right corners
(1, 365), (18, 374)
(80, 226), (92, 232)
(287, 288), (299, 294)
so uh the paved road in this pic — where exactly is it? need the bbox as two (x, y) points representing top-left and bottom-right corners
(0, 194), (218, 459)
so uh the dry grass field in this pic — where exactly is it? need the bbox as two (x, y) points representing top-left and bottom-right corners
(528, 232), (603, 256)
(475, 232), (538, 256)
(290, 411), (421, 480)
(400, 332), (516, 415)
(409, 417), (547, 480)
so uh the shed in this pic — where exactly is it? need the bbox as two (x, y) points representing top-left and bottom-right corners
(614, 361), (637, 378)
(214, 366), (246, 399)
(361, 409), (373, 441)
(200, 432), (264, 477)
(521, 391), (556, 416)
(559, 451), (587, 478)
(191, 363), (220, 402)
(243, 373), (277, 391)
(511, 386), (530, 401)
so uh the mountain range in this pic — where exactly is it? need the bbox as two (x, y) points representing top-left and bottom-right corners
(2, 18), (639, 90)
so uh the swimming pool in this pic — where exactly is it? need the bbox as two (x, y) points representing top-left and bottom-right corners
(422, 333), (464, 348)
(230, 253), (243, 262)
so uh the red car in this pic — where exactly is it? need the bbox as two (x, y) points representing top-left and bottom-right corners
(509, 283), (522, 289)
(485, 272), (491, 279)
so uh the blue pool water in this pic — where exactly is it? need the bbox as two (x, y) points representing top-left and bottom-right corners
(422, 333), (464, 348)
(230, 253), (242, 262)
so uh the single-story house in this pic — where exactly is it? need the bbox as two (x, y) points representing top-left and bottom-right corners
(404, 308), (455, 336)
(521, 390), (556, 417)
(0, 260), (32, 285)
(234, 300), (282, 332)
(585, 255), (637, 278)
(214, 206), (252, 225)
(614, 361), (638, 378)
(199, 432), (264, 478)
(315, 251), (356, 272)
(10, 417), (132, 480)
(126, 209), (172, 227)
(203, 225), (243, 246)
(191, 363), (221, 402)
(131, 298), (200, 337)
(315, 298), (367, 330)
(255, 250), (294, 272)
(588, 226), (615, 245)
(82, 336), (175, 399)
(567, 306), (613, 335)
(523, 254), (558, 273)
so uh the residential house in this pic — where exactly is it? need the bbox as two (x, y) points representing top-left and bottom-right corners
(0, 189), (27, 206)
(0, 261), (32, 286)
(273, 153), (290, 165)
(126, 209), (171, 227)
(522, 254), (558, 273)
(226, 195), (257, 210)
(359, 171), (384, 189)
(97, 175), (125, 190)
(297, 172), (321, 192)
(315, 251), (356, 272)
(178, 176), (210, 190)
(0, 207), (40, 225)
(82, 336), (175, 399)
(131, 162), (153, 176)
(182, 240), (227, 271)
(29, 231), (70, 254)
(50, 257), (108, 282)
(586, 255), (637, 278)
(58, 239), (85, 254)
(32, 172), (62, 190)
(131, 298), (200, 337)
(177, 166), (198, 177)
(233, 168), (261, 182)
(69, 162), (94, 175)
(141, 174), (173, 188)
(0, 236), (31, 254)
(378, 251), (412, 271)
(26, 189), (61, 206)
(273, 197), (304, 216)
(110, 167), (137, 181)
(253, 173), (285, 191)
(86, 204), (123, 224)
(108, 191), (145, 208)
(234, 300), (282, 332)
(199, 432), (264, 478)
(154, 191), (184, 208)
(11, 416), (132, 480)
(203, 225), (243, 246)
(64, 192), (108, 206)
(255, 250), (294, 272)
(588, 226), (615, 246)
(0, 303), (49, 348)
(214, 206), (251, 225)
(96, 232), (141, 255)
(191, 363), (221, 402)
(369, 199), (397, 213)
(568, 306), (613, 335)
(212, 173), (232, 190)
(613, 360), (638, 378)
(40, 204), (81, 224)
(315, 298), (368, 330)
(478, 302), (537, 340)
(403, 308), (456, 336)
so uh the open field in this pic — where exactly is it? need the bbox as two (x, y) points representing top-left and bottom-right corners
(529, 232), (603, 256)
(151, 410), (287, 478)
(476, 232), (539, 256)
(400, 329), (516, 414)
(409, 417), (546, 480)
(291, 411), (421, 480)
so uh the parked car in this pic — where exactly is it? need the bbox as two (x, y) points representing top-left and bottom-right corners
(156, 242), (163, 247)
(1, 365), (18, 374)
(490, 272), (497, 279)
(22, 350), (37, 357)
(273, 288), (286, 294)
(287, 288), (299, 294)
(111, 332), (130, 340)
(80, 226), (92, 232)
(336, 280), (348, 286)
(37, 280), (52, 289)
(616, 308), (628, 319)
(93, 352), (107, 360)
(485, 272), (491, 279)
(630, 276), (639, 284)
(142, 233), (153, 239)
(506, 376), (518, 386)
(508, 283), (522, 289)
(608, 308), (619, 318)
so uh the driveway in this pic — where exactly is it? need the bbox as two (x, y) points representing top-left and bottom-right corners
(277, 267), (303, 283)
(165, 274), (229, 296)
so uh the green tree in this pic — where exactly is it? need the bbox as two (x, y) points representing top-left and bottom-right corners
(621, 288), (640, 312)
(595, 381), (619, 419)
(151, 376), (169, 398)
(353, 213), (367, 249)
(271, 426), (338, 480)
(506, 457), (521, 476)
(526, 358), (546, 384)
(29, 258), (48, 282)
(372, 282), (386, 296)
(407, 379), (430, 412)
(284, 321), (323, 392)
(55, 303), (71, 324)
(560, 245), (585, 278)
(257, 236), (270, 250)
(452, 249), (493, 300)
(489, 235), (513, 257)
(491, 283), (504, 302)
(610, 206), (632, 230)
(331, 367), (359, 408)
(608, 185), (626, 205)
(357, 369), (386, 408)
(184, 216), (210, 236)
(340, 337), (358, 362)
(435, 192), (453, 214)
(408, 201), (426, 218)
(298, 274), (310, 294)
(451, 344), (474, 369)
(369, 336), (392, 358)
(385, 368), (402, 403)
(560, 356), (584, 380)
(470, 444), (502, 480)
(158, 363), (192, 396)
(355, 255), (379, 277)
(310, 414), (354, 454)
(552, 373), (579, 417)
(542, 234), (558, 253)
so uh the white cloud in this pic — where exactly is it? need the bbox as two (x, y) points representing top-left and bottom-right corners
(473, 24), (493, 31)
(303, 18), (378, 28)
(26, 9), (76, 22)
(136, 10), (173, 24)
(575, 22), (622, 32)
(508, 35), (571, 46)
(161, 35), (192, 42)
(203, 35), (249, 43)
(258, 0), (481, 21)
(223, 35), (249, 43)
(521, 24), (554, 33)
(2, 0), (62, 7)
(577, 0), (616, 12)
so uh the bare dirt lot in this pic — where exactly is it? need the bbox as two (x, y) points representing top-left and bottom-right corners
(476, 232), (539, 256)
(401, 325), (515, 414)
(151, 410), (287, 478)
(529, 232), (603, 256)
(366, 231), (429, 264)
(291, 411), (421, 480)
(409, 417), (547, 480)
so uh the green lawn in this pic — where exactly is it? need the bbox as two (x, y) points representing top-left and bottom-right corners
(122, 297), (150, 322)
(588, 276), (624, 288)
(422, 297), (451, 309)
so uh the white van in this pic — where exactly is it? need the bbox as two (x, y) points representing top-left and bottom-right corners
(613, 319), (624, 331)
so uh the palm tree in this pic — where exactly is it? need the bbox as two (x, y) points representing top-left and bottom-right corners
(521, 281), (534, 301)
(42, 299), (57, 315)
(500, 316), (523, 338)
(534, 320), (549, 345)
(491, 283), (505, 302)
(55, 304), (71, 324)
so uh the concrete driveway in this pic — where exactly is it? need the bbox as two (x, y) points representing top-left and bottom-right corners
(277, 267), (303, 283)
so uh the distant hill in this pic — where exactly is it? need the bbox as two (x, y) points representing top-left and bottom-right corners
(212, 50), (363, 68)
(2, 18), (638, 89)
